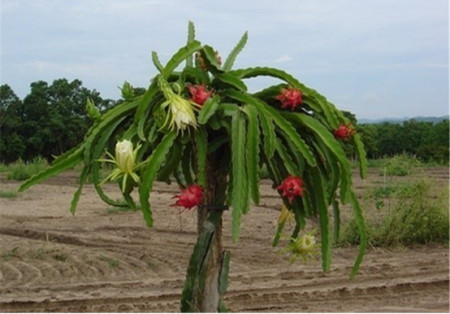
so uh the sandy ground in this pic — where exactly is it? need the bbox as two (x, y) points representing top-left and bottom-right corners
(0, 168), (448, 312)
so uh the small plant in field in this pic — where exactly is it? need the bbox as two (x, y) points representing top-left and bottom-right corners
(18, 22), (368, 312)
(100, 255), (120, 268)
(29, 247), (62, 259)
(1, 247), (19, 260)
(341, 179), (449, 247)
(0, 190), (18, 198)
(52, 252), (68, 262)
(4, 157), (48, 181)
(31, 248), (51, 260)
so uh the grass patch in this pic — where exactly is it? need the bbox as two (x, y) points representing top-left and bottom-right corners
(340, 179), (449, 247)
(0, 164), (10, 172)
(1, 247), (19, 260)
(0, 190), (18, 198)
(30, 247), (60, 260)
(52, 253), (68, 262)
(1, 157), (49, 181)
(99, 255), (120, 268)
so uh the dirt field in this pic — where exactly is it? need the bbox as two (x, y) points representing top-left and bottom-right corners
(0, 168), (448, 312)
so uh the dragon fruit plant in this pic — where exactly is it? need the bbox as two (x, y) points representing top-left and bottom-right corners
(19, 22), (368, 312)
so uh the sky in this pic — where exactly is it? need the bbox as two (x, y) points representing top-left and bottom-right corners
(1, 0), (448, 120)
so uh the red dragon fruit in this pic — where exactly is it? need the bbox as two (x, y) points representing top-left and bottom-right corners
(188, 84), (213, 106)
(275, 87), (303, 110)
(171, 185), (204, 209)
(276, 175), (305, 203)
(333, 124), (355, 140)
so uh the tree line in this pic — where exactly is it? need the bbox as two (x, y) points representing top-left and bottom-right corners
(0, 79), (448, 164)
(356, 119), (449, 163)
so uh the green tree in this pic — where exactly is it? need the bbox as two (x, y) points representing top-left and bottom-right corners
(0, 85), (25, 162)
(377, 122), (404, 156)
(357, 124), (379, 159)
(2, 79), (114, 162)
(342, 110), (357, 124)
(418, 120), (449, 163)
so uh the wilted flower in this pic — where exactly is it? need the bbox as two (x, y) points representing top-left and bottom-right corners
(195, 51), (222, 70)
(278, 204), (294, 225)
(188, 84), (213, 106)
(276, 175), (305, 203)
(158, 76), (199, 133)
(98, 139), (141, 192)
(333, 124), (355, 140)
(171, 185), (204, 209)
(275, 87), (303, 110)
(285, 230), (320, 263)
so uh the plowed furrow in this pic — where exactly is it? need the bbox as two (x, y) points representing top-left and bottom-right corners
(225, 278), (448, 312)
(1, 277), (446, 312)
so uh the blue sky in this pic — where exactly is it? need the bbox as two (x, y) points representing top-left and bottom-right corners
(1, 0), (448, 119)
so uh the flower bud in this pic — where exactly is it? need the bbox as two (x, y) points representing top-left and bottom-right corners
(115, 140), (135, 174)
(86, 98), (100, 120)
(121, 81), (135, 101)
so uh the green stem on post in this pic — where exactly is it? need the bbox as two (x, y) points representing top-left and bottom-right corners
(180, 150), (230, 312)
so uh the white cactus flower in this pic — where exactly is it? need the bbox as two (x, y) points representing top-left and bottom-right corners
(98, 139), (141, 192)
(282, 230), (320, 264)
(298, 234), (316, 252)
(158, 76), (199, 134)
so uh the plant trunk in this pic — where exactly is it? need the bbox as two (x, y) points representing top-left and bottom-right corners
(198, 152), (227, 312)
(180, 151), (229, 312)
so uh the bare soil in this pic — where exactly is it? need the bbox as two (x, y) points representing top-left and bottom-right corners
(0, 168), (448, 312)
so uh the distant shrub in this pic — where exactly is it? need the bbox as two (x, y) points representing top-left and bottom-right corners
(4, 158), (49, 181)
(0, 164), (10, 173)
(378, 154), (423, 176)
(340, 179), (449, 247)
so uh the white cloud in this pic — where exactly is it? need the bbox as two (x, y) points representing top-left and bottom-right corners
(274, 55), (293, 63)
(423, 63), (448, 69)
